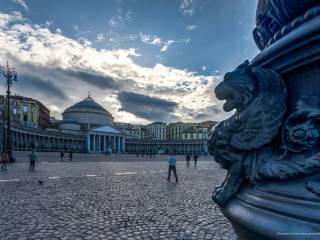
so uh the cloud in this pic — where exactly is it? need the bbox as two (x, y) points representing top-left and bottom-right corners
(55, 28), (62, 34)
(185, 24), (197, 31)
(109, 9), (132, 28)
(0, 11), (228, 123)
(16, 74), (69, 101)
(97, 33), (104, 42)
(139, 33), (190, 52)
(179, 0), (195, 16)
(118, 91), (178, 122)
(11, 0), (29, 11)
(57, 68), (121, 90)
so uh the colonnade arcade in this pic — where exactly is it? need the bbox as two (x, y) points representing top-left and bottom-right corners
(9, 126), (86, 152)
(125, 139), (208, 155)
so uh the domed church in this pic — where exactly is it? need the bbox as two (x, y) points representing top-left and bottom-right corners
(59, 94), (125, 153)
(61, 94), (114, 131)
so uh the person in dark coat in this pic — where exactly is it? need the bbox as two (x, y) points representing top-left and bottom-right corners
(60, 151), (64, 161)
(167, 151), (178, 183)
(28, 149), (37, 171)
(69, 151), (73, 161)
(0, 151), (8, 171)
(193, 154), (198, 167)
(186, 154), (191, 167)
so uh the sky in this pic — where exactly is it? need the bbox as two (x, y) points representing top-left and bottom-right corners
(0, 0), (259, 124)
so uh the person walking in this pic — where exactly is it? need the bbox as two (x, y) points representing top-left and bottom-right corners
(69, 151), (73, 161)
(60, 151), (64, 161)
(28, 149), (37, 171)
(167, 151), (178, 183)
(0, 151), (8, 171)
(193, 153), (198, 167)
(186, 154), (190, 168)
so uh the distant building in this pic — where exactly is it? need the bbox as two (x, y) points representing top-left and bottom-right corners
(37, 101), (51, 129)
(58, 95), (125, 153)
(126, 139), (208, 155)
(61, 95), (114, 131)
(146, 122), (166, 140)
(2, 94), (125, 153)
(166, 122), (210, 140)
(113, 122), (149, 139)
(0, 95), (50, 129)
(1, 93), (216, 155)
(199, 120), (217, 132)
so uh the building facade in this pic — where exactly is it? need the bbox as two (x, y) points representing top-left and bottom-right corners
(0, 95), (125, 153)
(166, 122), (210, 140)
(0, 95), (50, 129)
(126, 139), (208, 155)
(87, 126), (125, 153)
(0, 94), (216, 155)
(9, 124), (86, 152)
(113, 122), (149, 139)
(146, 122), (166, 140)
(38, 101), (51, 129)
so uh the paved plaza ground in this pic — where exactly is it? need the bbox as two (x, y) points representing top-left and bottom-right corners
(0, 153), (236, 240)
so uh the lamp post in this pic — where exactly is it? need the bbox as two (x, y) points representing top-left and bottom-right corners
(0, 99), (4, 153)
(0, 61), (17, 162)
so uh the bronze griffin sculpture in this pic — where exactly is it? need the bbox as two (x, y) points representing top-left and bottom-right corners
(207, 60), (287, 206)
(208, 60), (320, 207)
(207, 0), (320, 238)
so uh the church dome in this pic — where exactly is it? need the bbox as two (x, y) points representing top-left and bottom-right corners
(62, 95), (114, 130)
(65, 96), (112, 117)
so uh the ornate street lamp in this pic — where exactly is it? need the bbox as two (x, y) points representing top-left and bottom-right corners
(0, 61), (17, 162)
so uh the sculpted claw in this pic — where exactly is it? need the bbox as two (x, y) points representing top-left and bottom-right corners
(212, 188), (234, 207)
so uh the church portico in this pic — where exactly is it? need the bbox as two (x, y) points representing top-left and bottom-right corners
(87, 126), (125, 153)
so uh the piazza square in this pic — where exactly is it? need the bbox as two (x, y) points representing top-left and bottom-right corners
(0, 153), (236, 240)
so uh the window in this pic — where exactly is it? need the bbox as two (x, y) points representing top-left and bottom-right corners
(13, 107), (17, 115)
(23, 105), (28, 113)
(23, 105), (28, 121)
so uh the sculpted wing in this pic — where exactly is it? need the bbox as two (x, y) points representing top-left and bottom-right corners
(230, 67), (287, 150)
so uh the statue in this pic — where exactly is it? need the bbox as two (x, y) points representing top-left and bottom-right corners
(208, 1), (320, 239)
(208, 60), (287, 206)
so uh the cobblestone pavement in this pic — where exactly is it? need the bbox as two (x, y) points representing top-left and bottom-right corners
(0, 155), (236, 240)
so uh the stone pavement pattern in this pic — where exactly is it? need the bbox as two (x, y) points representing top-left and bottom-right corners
(0, 154), (236, 240)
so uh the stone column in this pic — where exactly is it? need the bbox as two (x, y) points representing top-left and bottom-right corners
(87, 134), (91, 153)
(104, 135), (106, 152)
(92, 134), (96, 153)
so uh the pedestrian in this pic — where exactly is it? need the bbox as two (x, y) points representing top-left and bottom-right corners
(0, 151), (8, 171)
(193, 153), (198, 167)
(60, 151), (64, 161)
(69, 151), (73, 161)
(167, 151), (178, 183)
(186, 153), (190, 168)
(28, 149), (37, 171)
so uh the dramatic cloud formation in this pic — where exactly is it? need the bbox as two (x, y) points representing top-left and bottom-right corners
(16, 74), (69, 101)
(118, 92), (178, 122)
(0, 11), (228, 124)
